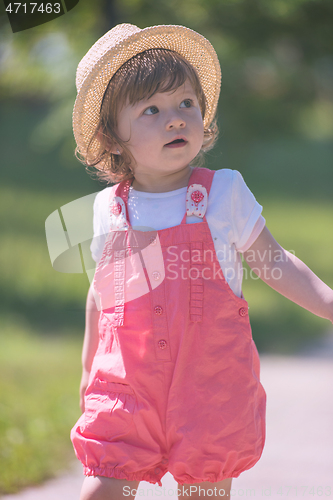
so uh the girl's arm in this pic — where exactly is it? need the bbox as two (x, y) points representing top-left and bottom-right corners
(80, 284), (100, 413)
(243, 226), (333, 324)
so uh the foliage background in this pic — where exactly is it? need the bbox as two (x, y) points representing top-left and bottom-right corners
(0, 0), (332, 493)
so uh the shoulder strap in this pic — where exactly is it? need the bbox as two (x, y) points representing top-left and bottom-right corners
(181, 167), (215, 223)
(115, 178), (133, 204)
(108, 180), (132, 229)
(188, 167), (215, 195)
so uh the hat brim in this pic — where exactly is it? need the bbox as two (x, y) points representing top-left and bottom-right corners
(73, 24), (221, 163)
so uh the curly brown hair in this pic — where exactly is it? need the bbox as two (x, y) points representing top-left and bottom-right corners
(77, 48), (218, 184)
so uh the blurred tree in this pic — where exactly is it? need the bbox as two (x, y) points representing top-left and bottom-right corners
(0, 0), (332, 150)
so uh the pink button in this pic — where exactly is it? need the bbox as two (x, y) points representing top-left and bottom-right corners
(154, 306), (163, 315)
(152, 271), (161, 280)
(191, 190), (204, 206)
(158, 339), (167, 349)
(239, 307), (247, 317)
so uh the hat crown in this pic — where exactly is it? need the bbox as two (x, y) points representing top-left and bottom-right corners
(76, 23), (141, 92)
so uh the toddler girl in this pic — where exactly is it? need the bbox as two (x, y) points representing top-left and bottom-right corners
(70, 24), (333, 500)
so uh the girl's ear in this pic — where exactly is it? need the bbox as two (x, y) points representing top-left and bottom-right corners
(106, 142), (122, 155)
(96, 128), (122, 155)
(112, 146), (122, 155)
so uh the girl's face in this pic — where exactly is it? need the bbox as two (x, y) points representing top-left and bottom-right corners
(115, 79), (204, 183)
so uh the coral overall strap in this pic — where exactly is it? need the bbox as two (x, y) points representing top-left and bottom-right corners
(114, 178), (133, 227)
(104, 179), (133, 326)
(182, 167), (215, 322)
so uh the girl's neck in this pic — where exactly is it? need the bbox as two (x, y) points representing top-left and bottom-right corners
(131, 165), (193, 193)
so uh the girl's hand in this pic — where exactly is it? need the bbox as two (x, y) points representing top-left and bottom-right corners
(79, 369), (91, 413)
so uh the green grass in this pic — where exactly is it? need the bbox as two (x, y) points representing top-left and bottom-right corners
(0, 185), (89, 302)
(0, 318), (82, 494)
(0, 183), (91, 332)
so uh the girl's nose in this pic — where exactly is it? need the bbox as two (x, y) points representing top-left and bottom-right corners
(166, 112), (186, 130)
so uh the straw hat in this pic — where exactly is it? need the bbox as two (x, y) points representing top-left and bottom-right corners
(73, 23), (221, 164)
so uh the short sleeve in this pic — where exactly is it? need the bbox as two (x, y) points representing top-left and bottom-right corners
(230, 171), (264, 252)
(90, 187), (112, 263)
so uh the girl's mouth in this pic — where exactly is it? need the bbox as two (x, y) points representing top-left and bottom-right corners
(164, 138), (188, 148)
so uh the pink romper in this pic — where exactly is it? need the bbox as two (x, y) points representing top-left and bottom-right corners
(70, 167), (266, 486)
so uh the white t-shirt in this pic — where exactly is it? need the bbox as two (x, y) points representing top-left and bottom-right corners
(91, 169), (265, 297)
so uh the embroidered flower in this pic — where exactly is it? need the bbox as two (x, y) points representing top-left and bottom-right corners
(186, 184), (208, 218)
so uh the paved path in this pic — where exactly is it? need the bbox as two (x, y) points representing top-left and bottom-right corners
(2, 339), (333, 499)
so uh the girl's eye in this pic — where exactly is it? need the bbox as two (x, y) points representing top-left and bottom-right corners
(180, 99), (193, 108)
(143, 106), (159, 115)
